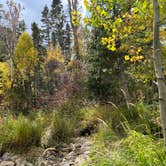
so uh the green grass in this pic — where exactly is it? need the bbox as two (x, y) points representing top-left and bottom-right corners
(82, 102), (164, 166)
(41, 112), (77, 148)
(83, 130), (166, 166)
(0, 114), (42, 152)
(51, 113), (75, 143)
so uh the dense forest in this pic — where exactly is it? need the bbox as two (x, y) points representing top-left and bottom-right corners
(0, 0), (166, 165)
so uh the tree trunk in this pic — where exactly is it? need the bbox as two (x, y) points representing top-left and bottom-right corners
(73, 26), (80, 59)
(9, 55), (13, 81)
(153, 0), (166, 146)
(119, 60), (131, 107)
(67, 0), (80, 60)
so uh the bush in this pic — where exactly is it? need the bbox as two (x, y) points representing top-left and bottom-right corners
(0, 115), (42, 152)
(118, 102), (161, 136)
(93, 124), (118, 146)
(52, 113), (74, 142)
(83, 131), (166, 166)
(120, 131), (166, 166)
(85, 103), (161, 136)
(82, 104), (129, 136)
(41, 112), (75, 147)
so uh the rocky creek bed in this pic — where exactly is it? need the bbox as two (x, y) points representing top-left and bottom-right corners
(0, 137), (92, 166)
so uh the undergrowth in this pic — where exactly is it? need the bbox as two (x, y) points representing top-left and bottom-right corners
(82, 130), (166, 166)
(82, 102), (164, 166)
(0, 115), (42, 152)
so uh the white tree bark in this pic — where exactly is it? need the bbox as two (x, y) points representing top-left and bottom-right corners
(67, 0), (80, 60)
(0, 0), (21, 81)
(153, 0), (166, 146)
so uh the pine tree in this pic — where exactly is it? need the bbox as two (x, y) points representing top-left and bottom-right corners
(31, 22), (42, 50)
(17, 19), (26, 37)
(63, 22), (71, 61)
(50, 0), (66, 51)
(31, 22), (45, 102)
(41, 5), (51, 45)
(51, 31), (56, 47)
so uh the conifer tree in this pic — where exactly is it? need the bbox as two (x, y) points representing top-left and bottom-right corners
(31, 22), (42, 51)
(41, 5), (51, 45)
(64, 22), (71, 60)
(17, 19), (26, 37)
(50, 0), (66, 51)
(31, 22), (45, 101)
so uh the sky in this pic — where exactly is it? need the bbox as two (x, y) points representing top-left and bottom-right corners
(1, 0), (85, 32)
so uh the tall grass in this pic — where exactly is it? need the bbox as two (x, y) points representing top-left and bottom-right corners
(0, 115), (42, 152)
(41, 112), (76, 147)
(82, 102), (161, 136)
(51, 113), (74, 143)
(82, 131), (166, 166)
(82, 102), (164, 166)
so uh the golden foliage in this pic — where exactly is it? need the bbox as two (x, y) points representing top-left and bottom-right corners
(14, 32), (38, 79)
(0, 62), (11, 94)
(46, 44), (64, 64)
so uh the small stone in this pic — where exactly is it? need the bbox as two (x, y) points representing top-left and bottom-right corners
(42, 148), (58, 159)
(69, 163), (74, 166)
(15, 158), (33, 166)
(47, 155), (57, 161)
(75, 144), (81, 149)
(0, 161), (15, 166)
(61, 147), (72, 153)
(1, 153), (11, 160)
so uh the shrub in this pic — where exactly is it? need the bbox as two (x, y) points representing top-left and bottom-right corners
(41, 112), (75, 147)
(86, 103), (161, 136)
(83, 131), (166, 166)
(82, 104), (129, 136)
(93, 123), (118, 146)
(0, 115), (42, 152)
(120, 131), (166, 166)
(118, 102), (161, 136)
(82, 105), (113, 124)
(52, 113), (74, 142)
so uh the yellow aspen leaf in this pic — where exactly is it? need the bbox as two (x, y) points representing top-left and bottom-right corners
(112, 34), (116, 39)
(112, 28), (117, 33)
(96, 6), (101, 12)
(130, 56), (137, 62)
(139, 55), (144, 60)
(111, 45), (116, 51)
(124, 55), (130, 61)
(137, 47), (142, 53)
(84, 0), (88, 6)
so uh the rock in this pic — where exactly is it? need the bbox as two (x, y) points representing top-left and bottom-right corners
(1, 153), (11, 161)
(1, 153), (18, 162)
(74, 143), (82, 149)
(47, 155), (57, 161)
(38, 137), (92, 166)
(42, 148), (58, 159)
(61, 147), (73, 153)
(0, 161), (15, 166)
(69, 162), (74, 166)
(15, 158), (33, 166)
(61, 143), (68, 148)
